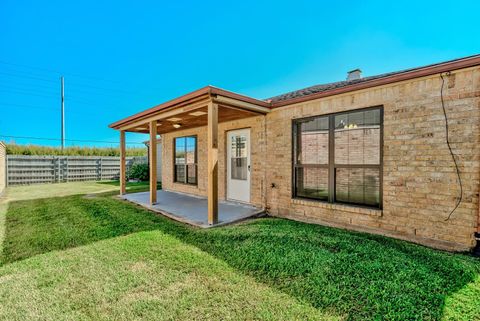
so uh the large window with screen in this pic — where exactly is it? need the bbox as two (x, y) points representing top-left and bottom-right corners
(174, 136), (197, 185)
(293, 107), (382, 208)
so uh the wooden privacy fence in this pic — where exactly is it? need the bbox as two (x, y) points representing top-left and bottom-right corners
(6, 155), (147, 186)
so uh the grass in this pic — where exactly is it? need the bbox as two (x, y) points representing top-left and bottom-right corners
(0, 182), (479, 320)
(3, 180), (152, 202)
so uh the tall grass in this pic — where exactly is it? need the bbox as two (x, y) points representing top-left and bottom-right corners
(6, 144), (146, 156)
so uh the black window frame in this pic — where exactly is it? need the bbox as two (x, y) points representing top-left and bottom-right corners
(173, 135), (198, 185)
(292, 106), (383, 209)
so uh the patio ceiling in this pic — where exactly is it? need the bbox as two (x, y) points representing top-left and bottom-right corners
(123, 104), (262, 134)
(109, 85), (270, 134)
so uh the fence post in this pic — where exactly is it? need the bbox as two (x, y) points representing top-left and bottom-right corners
(61, 157), (64, 182)
(98, 158), (102, 181)
(5, 155), (8, 187)
(64, 157), (68, 182)
(53, 157), (58, 183)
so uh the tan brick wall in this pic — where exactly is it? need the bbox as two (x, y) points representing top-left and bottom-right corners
(266, 67), (480, 251)
(161, 66), (480, 251)
(0, 142), (5, 195)
(161, 115), (266, 208)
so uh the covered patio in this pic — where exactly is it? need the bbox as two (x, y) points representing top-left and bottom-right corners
(122, 190), (264, 227)
(109, 86), (270, 225)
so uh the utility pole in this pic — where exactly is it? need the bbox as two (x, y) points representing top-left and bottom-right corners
(61, 76), (65, 150)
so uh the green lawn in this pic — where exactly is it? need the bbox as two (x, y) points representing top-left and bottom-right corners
(0, 182), (479, 320)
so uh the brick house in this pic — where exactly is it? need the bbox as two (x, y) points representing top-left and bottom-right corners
(110, 55), (480, 252)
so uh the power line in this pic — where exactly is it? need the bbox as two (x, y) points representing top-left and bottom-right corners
(1, 69), (135, 97)
(66, 86), (132, 98)
(0, 89), (56, 99)
(0, 60), (125, 85)
(0, 79), (57, 91)
(0, 134), (146, 145)
(0, 83), (57, 96)
(66, 81), (135, 95)
(0, 71), (57, 83)
(0, 60), (61, 75)
(0, 59), (166, 93)
(0, 102), (84, 116)
(0, 101), (57, 111)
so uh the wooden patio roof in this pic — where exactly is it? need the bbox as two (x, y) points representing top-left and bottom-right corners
(109, 86), (270, 134)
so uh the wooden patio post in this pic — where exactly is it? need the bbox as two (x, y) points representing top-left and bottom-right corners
(149, 120), (157, 204)
(120, 130), (126, 195)
(207, 101), (219, 225)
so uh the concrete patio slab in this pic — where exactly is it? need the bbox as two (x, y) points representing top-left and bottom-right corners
(121, 190), (264, 227)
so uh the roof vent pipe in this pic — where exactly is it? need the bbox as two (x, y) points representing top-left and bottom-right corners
(347, 69), (362, 81)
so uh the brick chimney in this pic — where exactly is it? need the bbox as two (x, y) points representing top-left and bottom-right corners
(347, 69), (362, 81)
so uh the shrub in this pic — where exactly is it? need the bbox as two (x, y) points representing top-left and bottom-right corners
(127, 163), (149, 181)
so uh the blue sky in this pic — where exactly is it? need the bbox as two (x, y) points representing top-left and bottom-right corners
(1, 0), (479, 147)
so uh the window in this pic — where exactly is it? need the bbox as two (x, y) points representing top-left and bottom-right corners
(174, 136), (197, 185)
(230, 134), (248, 180)
(293, 107), (382, 208)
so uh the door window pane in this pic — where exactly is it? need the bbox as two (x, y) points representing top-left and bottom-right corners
(231, 158), (247, 180)
(230, 134), (247, 180)
(335, 168), (380, 207)
(295, 167), (329, 201)
(231, 135), (247, 157)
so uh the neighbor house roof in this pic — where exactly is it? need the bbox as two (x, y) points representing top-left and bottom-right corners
(110, 54), (480, 129)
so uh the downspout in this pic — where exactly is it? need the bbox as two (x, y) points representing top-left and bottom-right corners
(263, 113), (268, 213)
(475, 147), (480, 255)
(475, 187), (480, 256)
(474, 75), (480, 256)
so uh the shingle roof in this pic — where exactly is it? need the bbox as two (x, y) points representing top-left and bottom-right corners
(267, 54), (480, 103)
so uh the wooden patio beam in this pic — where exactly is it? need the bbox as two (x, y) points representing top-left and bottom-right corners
(149, 121), (157, 205)
(212, 95), (271, 114)
(207, 101), (218, 225)
(119, 130), (126, 195)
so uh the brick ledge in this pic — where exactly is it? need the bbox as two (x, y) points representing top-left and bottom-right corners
(291, 198), (382, 217)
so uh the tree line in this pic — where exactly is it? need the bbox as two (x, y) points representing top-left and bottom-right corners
(6, 144), (147, 157)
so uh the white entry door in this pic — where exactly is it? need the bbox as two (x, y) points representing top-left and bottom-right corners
(227, 129), (251, 203)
